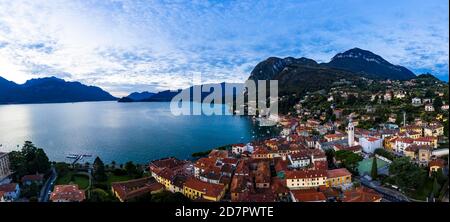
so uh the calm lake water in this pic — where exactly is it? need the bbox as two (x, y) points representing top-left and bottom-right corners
(0, 101), (264, 164)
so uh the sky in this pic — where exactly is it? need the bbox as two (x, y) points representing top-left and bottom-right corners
(0, 0), (448, 97)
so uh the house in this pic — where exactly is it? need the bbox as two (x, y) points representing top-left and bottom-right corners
(411, 97), (422, 106)
(255, 161), (271, 189)
(414, 136), (438, 148)
(183, 177), (226, 201)
(441, 104), (449, 110)
(50, 185), (85, 202)
(424, 103), (435, 112)
(285, 170), (327, 189)
(342, 187), (382, 202)
(429, 159), (445, 176)
(0, 152), (11, 183)
(326, 168), (352, 189)
(324, 133), (346, 142)
(232, 143), (253, 155)
(21, 174), (45, 186)
(417, 146), (432, 165)
(359, 137), (383, 154)
(394, 138), (414, 154)
(0, 191), (5, 202)
(423, 124), (444, 137)
(111, 177), (164, 202)
(288, 152), (311, 168)
(290, 189), (326, 202)
(0, 183), (20, 201)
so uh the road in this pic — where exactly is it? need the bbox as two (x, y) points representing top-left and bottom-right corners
(39, 167), (57, 202)
(357, 176), (411, 202)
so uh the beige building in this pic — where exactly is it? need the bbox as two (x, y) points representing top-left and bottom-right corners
(0, 152), (11, 181)
(285, 170), (327, 189)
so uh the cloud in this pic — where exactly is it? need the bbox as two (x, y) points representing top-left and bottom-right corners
(0, 0), (448, 97)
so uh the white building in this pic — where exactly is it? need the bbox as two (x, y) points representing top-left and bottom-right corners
(231, 143), (253, 155)
(0, 152), (11, 184)
(0, 183), (20, 201)
(359, 137), (383, 154)
(424, 103), (435, 112)
(394, 138), (414, 154)
(288, 153), (311, 168)
(411, 97), (422, 106)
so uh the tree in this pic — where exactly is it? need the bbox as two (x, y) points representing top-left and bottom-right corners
(433, 97), (443, 111)
(88, 188), (117, 202)
(335, 150), (363, 173)
(431, 177), (440, 199)
(388, 157), (427, 192)
(111, 161), (116, 169)
(8, 141), (51, 181)
(93, 157), (107, 182)
(371, 157), (378, 180)
(325, 149), (335, 168)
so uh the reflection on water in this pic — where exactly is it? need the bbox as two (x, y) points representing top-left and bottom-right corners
(0, 101), (257, 163)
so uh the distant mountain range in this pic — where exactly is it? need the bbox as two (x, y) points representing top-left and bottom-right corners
(0, 76), (116, 104)
(249, 48), (418, 96)
(118, 82), (244, 103)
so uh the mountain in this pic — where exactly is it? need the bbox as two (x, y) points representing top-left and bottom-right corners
(325, 48), (416, 80)
(248, 48), (419, 96)
(127, 91), (156, 101)
(118, 82), (244, 103)
(0, 76), (117, 104)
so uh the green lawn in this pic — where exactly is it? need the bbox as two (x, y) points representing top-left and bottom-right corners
(55, 171), (90, 190)
(357, 157), (390, 176)
(106, 173), (133, 185)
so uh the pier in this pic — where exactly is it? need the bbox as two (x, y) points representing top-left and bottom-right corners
(66, 153), (92, 165)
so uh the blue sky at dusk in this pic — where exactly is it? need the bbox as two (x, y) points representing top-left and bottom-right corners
(0, 0), (448, 96)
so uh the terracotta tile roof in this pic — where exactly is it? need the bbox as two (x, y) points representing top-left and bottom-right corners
(194, 157), (217, 169)
(149, 157), (187, 169)
(291, 190), (326, 202)
(112, 177), (164, 201)
(230, 175), (253, 193)
(285, 169), (327, 179)
(184, 177), (225, 198)
(311, 160), (328, 170)
(414, 137), (437, 142)
(429, 159), (445, 168)
(209, 149), (229, 159)
(50, 185), (85, 202)
(327, 168), (351, 178)
(21, 174), (44, 182)
(342, 187), (382, 202)
(0, 183), (18, 193)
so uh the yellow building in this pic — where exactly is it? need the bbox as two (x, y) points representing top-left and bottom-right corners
(326, 168), (352, 187)
(183, 177), (225, 201)
(153, 168), (173, 190)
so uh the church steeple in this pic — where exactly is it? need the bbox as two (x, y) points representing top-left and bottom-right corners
(347, 120), (355, 146)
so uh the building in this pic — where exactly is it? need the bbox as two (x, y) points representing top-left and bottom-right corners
(50, 185), (85, 202)
(285, 170), (327, 189)
(429, 159), (445, 176)
(326, 168), (352, 188)
(424, 103), (435, 112)
(0, 183), (20, 201)
(359, 137), (383, 154)
(417, 146), (432, 165)
(183, 177), (226, 201)
(347, 121), (355, 147)
(111, 177), (164, 202)
(21, 174), (44, 186)
(414, 137), (438, 149)
(288, 152), (311, 168)
(290, 189), (326, 202)
(0, 191), (5, 202)
(255, 161), (271, 189)
(0, 152), (11, 183)
(342, 187), (382, 202)
(411, 97), (422, 106)
(232, 143), (253, 155)
(394, 138), (414, 154)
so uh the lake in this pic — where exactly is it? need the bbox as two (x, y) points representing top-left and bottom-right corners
(0, 101), (268, 164)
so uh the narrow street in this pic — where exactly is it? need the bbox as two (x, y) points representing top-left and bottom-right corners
(39, 167), (57, 202)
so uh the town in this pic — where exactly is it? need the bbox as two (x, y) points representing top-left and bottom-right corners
(0, 74), (448, 203)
